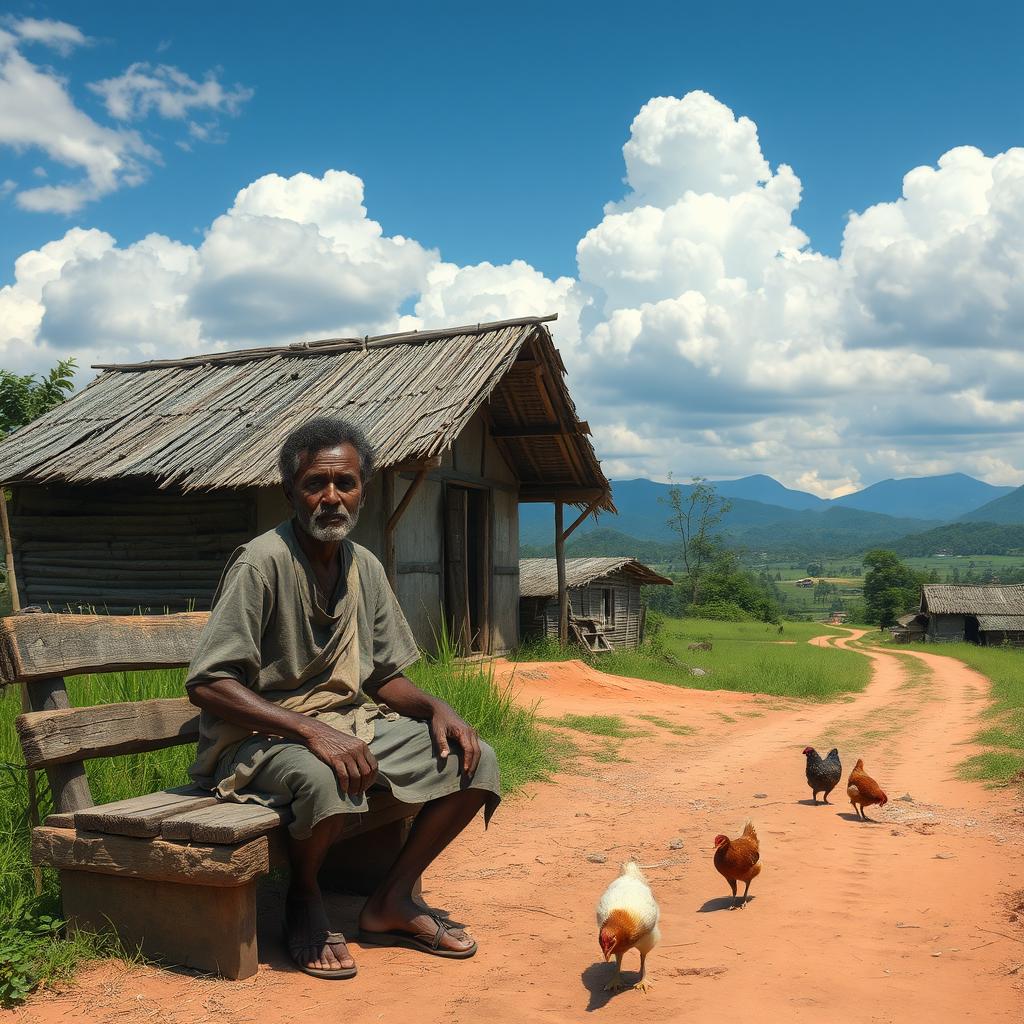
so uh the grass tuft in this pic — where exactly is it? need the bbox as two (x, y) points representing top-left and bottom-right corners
(540, 713), (645, 739)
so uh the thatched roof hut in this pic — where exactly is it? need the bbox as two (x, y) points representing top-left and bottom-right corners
(918, 584), (1024, 645)
(0, 315), (612, 654)
(519, 557), (672, 651)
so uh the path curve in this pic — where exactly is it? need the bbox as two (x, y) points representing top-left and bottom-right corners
(19, 632), (1024, 1024)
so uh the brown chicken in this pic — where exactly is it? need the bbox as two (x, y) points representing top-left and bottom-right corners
(713, 821), (761, 909)
(847, 758), (888, 820)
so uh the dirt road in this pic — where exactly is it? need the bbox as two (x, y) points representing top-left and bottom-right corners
(18, 630), (1024, 1023)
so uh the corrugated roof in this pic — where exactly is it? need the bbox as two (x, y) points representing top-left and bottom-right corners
(518, 557), (673, 597)
(976, 614), (1024, 632)
(0, 315), (612, 507)
(920, 583), (1024, 615)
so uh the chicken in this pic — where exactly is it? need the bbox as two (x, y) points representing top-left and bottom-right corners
(802, 746), (842, 803)
(713, 821), (762, 909)
(596, 861), (660, 993)
(847, 758), (888, 821)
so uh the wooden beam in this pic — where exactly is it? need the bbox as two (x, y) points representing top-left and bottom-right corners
(384, 468), (428, 591)
(555, 501), (568, 645)
(32, 827), (269, 887)
(0, 611), (207, 687)
(490, 422), (591, 439)
(562, 493), (607, 543)
(25, 677), (93, 813)
(17, 698), (199, 769)
(518, 485), (607, 504)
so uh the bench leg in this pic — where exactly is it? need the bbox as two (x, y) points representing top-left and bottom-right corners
(320, 815), (421, 897)
(59, 870), (259, 980)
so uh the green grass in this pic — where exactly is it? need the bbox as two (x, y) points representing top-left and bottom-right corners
(581, 617), (871, 700)
(0, 640), (561, 1003)
(636, 713), (697, 736)
(539, 713), (645, 739)
(872, 638), (1024, 786)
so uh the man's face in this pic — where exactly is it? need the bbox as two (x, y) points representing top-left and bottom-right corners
(287, 443), (364, 544)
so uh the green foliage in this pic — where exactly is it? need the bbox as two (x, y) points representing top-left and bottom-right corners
(0, 359), (76, 434)
(661, 475), (732, 603)
(890, 521), (1024, 557)
(541, 713), (644, 738)
(0, 907), (62, 1004)
(862, 549), (921, 627)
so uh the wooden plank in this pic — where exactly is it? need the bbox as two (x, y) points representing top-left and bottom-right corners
(17, 698), (199, 768)
(61, 872), (258, 979)
(74, 787), (217, 837)
(25, 677), (92, 814)
(32, 827), (269, 886)
(445, 485), (471, 652)
(44, 811), (75, 828)
(0, 611), (207, 686)
(161, 802), (287, 844)
(398, 561), (442, 575)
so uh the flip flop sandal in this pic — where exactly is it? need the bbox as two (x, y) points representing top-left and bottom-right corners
(358, 914), (478, 959)
(284, 925), (358, 979)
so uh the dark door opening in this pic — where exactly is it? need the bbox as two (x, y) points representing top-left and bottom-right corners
(444, 484), (490, 653)
(965, 615), (980, 645)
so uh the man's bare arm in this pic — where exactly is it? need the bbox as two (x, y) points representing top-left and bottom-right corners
(373, 674), (482, 775)
(189, 678), (379, 795)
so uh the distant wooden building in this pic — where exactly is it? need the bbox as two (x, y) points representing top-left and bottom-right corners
(918, 584), (1024, 646)
(0, 316), (613, 655)
(890, 612), (926, 642)
(519, 557), (672, 651)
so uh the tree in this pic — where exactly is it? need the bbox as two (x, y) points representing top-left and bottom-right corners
(862, 549), (921, 628)
(661, 475), (732, 604)
(0, 358), (77, 434)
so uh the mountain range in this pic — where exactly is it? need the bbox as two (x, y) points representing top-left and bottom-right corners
(520, 473), (1024, 555)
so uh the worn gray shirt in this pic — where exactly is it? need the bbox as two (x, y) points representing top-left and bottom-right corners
(185, 519), (420, 787)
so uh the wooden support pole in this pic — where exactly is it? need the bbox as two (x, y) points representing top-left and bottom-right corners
(0, 487), (40, 892)
(555, 501), (568, 644)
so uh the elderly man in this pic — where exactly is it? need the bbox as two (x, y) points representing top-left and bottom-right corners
(186, 417), (500, 979)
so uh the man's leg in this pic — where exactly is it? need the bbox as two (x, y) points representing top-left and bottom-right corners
(286, 813), (358, 972)
(358, 788), (488, 953)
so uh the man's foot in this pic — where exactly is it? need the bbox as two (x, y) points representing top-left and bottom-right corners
(285, 892), (357, 978)
(359, 891), (476, 956)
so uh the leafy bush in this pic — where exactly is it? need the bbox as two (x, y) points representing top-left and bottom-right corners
(687, 600), (755, 622)
(0, 906), (61, 1005)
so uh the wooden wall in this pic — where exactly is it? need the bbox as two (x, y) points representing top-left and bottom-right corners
(927, 614), (967, 641)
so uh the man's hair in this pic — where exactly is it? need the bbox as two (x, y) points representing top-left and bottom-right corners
(278, 417), (376, 491)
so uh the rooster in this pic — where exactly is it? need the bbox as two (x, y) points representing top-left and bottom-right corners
(847, 758), (888, 821)
(713, 821), (761, 909)
(596, 861), (660, 993)
(802, 746), (842, 803)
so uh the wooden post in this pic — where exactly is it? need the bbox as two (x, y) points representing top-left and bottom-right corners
(0, 487), (41, 892)
(383, 470), (396, 589)
(555, 501), (568, 644)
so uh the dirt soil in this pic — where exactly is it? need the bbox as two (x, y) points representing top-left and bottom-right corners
(16, 630), (1024, 1023)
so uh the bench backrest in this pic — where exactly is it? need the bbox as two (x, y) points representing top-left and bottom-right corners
(0, 611), (209, 813)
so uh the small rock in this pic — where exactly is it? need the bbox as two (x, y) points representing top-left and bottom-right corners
(898, 794), (914, 802)
(586, 852), (607, 864)
(668, 838), (685, 850)
(890, 829), (900, 836)
(934, 853), (955, 860)
(932, 951), (942, 957)
(690, 667), (708, 677)
(575, 812), (589, 818)
(754, 793), (768, 799)
(535, 855), (549, 865)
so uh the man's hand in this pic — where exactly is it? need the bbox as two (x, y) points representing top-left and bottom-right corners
(429, 704), (482, 776)
(303, 720), (379, 797)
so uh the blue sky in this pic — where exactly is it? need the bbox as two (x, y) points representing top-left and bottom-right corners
(3, 2), (1024, 494)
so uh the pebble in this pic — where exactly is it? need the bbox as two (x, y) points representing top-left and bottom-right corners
(586, 852), (607, 864)
(898, 794), (914, 802)
(668, 838), (685, 850)
(754, 792), (768, 799)
(934, 852), (955, 860)
(690, 667), (708, 677)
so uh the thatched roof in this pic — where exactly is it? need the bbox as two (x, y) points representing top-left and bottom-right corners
(0, 315), (612, 507)
(519, 557), (673, 598)
(976, 614), (1024, 632)
(920, 583), (1024, 615)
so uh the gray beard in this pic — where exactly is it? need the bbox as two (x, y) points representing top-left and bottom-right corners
(297, 503), (359, 543)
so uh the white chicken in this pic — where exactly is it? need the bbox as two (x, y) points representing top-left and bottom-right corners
(595, 860), (661, 993)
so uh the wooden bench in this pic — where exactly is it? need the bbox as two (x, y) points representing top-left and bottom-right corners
(0, 610), (421, 980)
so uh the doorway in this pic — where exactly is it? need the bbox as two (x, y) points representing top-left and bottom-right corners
(443, 484), (490, 653)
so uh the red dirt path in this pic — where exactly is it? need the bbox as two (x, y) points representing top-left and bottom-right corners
(15, 630), (1024, 1023)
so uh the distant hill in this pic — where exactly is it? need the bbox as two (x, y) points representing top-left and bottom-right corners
(520, 527), (679, 563)
(832, 473), (1014, 521)
(702, 474), (825, 510)
(890, 521), (1024, 557)
(958, 484), (1024, 524)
